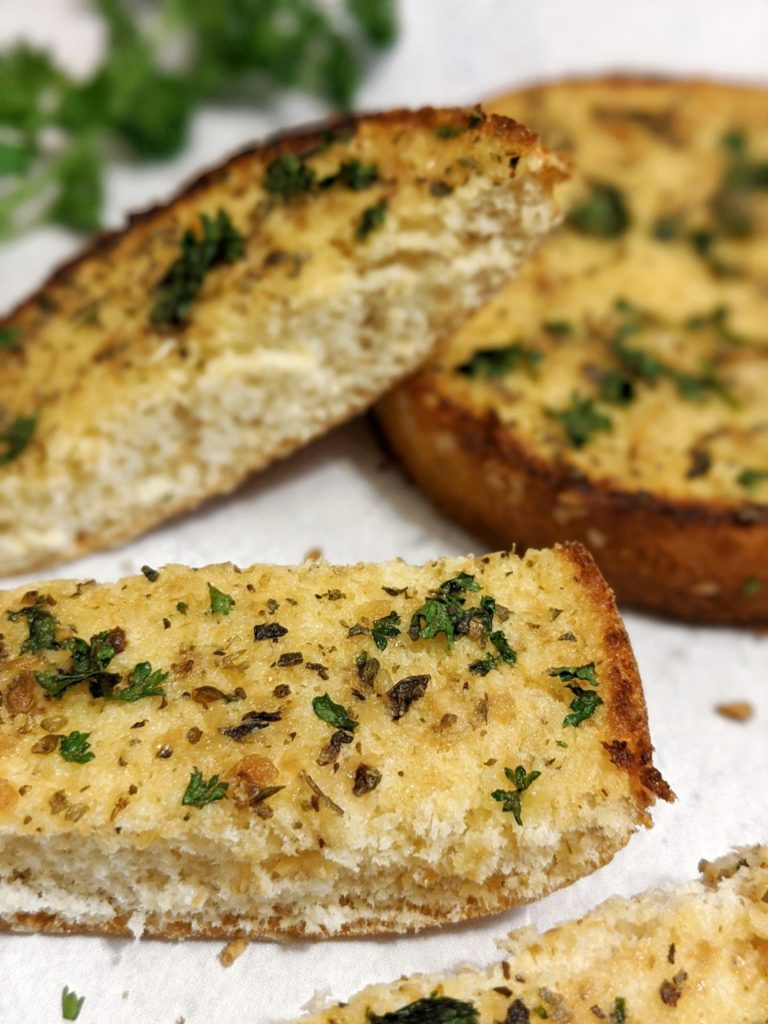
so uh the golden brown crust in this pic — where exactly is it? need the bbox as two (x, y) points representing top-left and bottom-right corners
(378, 378), (768, 624)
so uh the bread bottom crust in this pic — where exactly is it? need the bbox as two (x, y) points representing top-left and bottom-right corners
(376, 382), (768, 625)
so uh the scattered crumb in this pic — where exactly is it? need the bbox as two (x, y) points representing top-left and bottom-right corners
(219, 938), (248, 967)
(715, 701), (754, 722)
(122, 990), (129, 999)
(304, 547), (323, 562)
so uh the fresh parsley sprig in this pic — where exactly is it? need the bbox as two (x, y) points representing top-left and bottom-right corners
(490, 765), (541, 826)
(182, 767), (228, 808)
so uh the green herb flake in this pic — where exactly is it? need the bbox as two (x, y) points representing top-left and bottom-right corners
(0, 325), (21, 350)
(567, 182), (629, 238)
(742, 577), (762, 596)
(457, 342), (542, 379)
(533, 1010), (549, 1021)
(652, 214), (683, 241)
(357, 199), (387, 239)
(150, 209), (244, 326)
(563, 685), (604, 728)
(599, 369), (636, 406)
(312, 692), (358, 732)
(263, 153), (317, 199)
(62, 986), (85, 1021)
(368, 996), (478, 1024)
(7, 598), (60, 653)
(738, 468), (768, 491)
(208, 583), (235, 616)
(542, 320), (572, 337)
(549, 663), (599, 686)
(0, 413), (37, 465)
(491, 764), (541, 826)
(549, 394), (612, 448)
(176, 601), (188, 615)
(435, 125), (461, 139)
(182, 767), (228, 808)
(469, 629), (517, 675)
(106, 661), (168, 702)
(325, 158), (378, 191)
(409, 573), (481, 648)
(371, 610), (401, 651)
(612, 997), (627, 1024)
(36, 628), (124, 698)
(60, 731), (95, 764)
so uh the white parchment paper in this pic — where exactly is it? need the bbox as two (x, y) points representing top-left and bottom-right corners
(0, 2), (766, 1021)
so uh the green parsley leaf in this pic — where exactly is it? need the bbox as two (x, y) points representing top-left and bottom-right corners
(549, 394), (612, 448)
(548, 663), (599, 686)
(371, 610), (401, 651)
(347, 0), (398, 46)
(7, 598), (60, 653)
(36, 628), (123, 698)
(312, 692), (358, 732)
(106, 662), (167, 702)
(150, 209), (244, 326)
(410, 574), (486, 648)
(611, 997), (627, 1024)
(742, 577), (762, 596)
(567, 182), (629, 238)
(176, 601), (189, 615)
(48, 139), (103, 233)
(737, 468), (768, 491)
(0, 325), (21, 351)
(61, 986), (86, 1021)
(60, 731), (95, 765)
(263, 154), (317, 199)
(469, 630), (516, 675)
(368, 996), (478, 1024)
(324, 158), (378, 190)
(490, 764), (541, 826)
(357, 199), (387, 239)
(563, 685), (604, 728)
(0, 413), (37, 465)
(182, 767), (228, 808)
(543, 320), (572, 337)
(208, 583), (235, 616)
(435, 125), (461, 139)
(457, 342), (542, 379)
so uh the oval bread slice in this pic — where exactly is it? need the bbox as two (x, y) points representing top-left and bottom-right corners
(377, 79), (768, 624)
(0, 544), (669, 940)
(292, 846), (768, 1023)
(0, 106), (565, 576)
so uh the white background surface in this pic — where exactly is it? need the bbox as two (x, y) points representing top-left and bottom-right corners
(0, 2), (767, 1021)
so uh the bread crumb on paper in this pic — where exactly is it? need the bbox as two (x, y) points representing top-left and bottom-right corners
(715, 701), (754, 722)
(219, 938), (249, 967)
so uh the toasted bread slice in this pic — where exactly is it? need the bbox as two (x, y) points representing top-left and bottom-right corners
(0, 545), (669, 940)
(377, 80), (768, 624)
(293, 845), (768, 1023)
(0, 107), (565, 576)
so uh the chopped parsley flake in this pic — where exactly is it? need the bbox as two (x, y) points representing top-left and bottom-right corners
(0, 325), (21, 351)
(59, 731), (95, 764)
(549, 394), (612, 448)
(357, 199), (387, 239)
(312, 692), (358, 732)
(612, 997), (627, 1024)
(562, 685), (603, 728)
(368, 996), (478, 1024)
(567, 182), (629, 238)
(182, 767), (228, 808)
(176, 601), (188, 614)
(150, 209), (244, 325)
(548, 663), (599, 686)
(7, 597), (60, 653)
(61, 986), (85, 1021)
(738, 468), (768, 490)
(409, 573), (489, 648)
(208, 583), (235, 616)
(469, 630), (517, 675)
(435, 125), (461, 139)
(371, 610), (401, 651)
(0, 413), (37, 465)
(742, 577), (762, 596)
(106, 661), (168, 702)
(324, 158), (378, 190)
(36, 628), (124, 698)
(263, 153), (317, 198)
(457, 342), (542, 379)
(491, 764), (541, 826)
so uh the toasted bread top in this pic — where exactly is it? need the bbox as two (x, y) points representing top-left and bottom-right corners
(0, 546), (666, 862)
(421, 79), (768, 516)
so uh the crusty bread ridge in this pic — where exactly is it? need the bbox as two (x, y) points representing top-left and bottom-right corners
(0, 106), (565, 576)
(292, 845), (768, 1023)
(376, 79), (768, 624)
(0, 545), (669, 940)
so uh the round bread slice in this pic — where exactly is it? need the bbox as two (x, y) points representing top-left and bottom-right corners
(0, 106), (565, 576)
(292, 846), (768, 1023)
(376, 79), (768, 624)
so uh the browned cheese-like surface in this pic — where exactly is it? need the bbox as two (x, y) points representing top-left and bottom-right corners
(0, 546), (669, 939)
(377, 79), (768, 623)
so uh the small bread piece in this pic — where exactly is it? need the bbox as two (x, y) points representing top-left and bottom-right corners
(377, 79), (768, 624)
(0, 545), (669, 940)
(293, 846), (768, 1023)
(0, 106), (565, 576)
